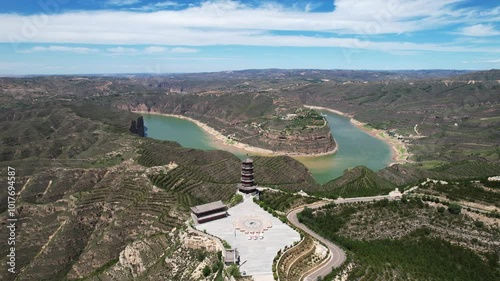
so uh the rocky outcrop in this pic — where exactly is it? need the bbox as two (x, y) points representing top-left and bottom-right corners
(129, 120), (137, 134)
(136, 116), (145, 137)
(262, 129), (336, 154)
(129, 116), (145, 137)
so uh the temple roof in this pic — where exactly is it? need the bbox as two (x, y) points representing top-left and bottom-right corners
(190, 200), (226, 214)
(242, 157), (254, 163)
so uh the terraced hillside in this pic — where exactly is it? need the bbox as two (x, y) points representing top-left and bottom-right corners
(0, 100), (325, 280)
(1, 70), (498, 164)
(136, 141), (320, 204)
(389, 160), (500, 183)
(319, 166), (396, 198)
(0, 101), (313, 281)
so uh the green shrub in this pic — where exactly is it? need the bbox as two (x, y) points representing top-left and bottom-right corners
(437, 206), (446, 213)
(222, 240), (231, 249)
(448, 203), (462, 214)
(197, 251), (207, 262)
(227, 264), (241, 277)
(203, 265), (211, 277)
(230, 194), (243, 206)
(473, 221), (484, 228)
(211, 262), (219, 273)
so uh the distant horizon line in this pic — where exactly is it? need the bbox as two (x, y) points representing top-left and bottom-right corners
(1, 68), (496, 78)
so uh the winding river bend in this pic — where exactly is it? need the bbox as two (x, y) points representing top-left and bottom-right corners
(143, 111), (392, 183)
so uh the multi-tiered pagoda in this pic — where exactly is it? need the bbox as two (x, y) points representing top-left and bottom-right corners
(238, 157), (257, 193)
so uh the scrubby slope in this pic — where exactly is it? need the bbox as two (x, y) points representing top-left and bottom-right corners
(318, 166), (396, 198)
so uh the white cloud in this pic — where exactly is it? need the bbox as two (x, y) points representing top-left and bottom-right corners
(470, 59), (500, 63)
(458, 24), (500, 37)
(131, 1), (182, 11)
(19, 46), (98, 54)
(106, 46), (192, 54)
(105, 0), (142, 7)
(170, 47), (199, 53)
(1, 0), (500, 53)
(106, 46), (179, 54)
(107, 47), (139, 53)
(144, 46), (168, 53)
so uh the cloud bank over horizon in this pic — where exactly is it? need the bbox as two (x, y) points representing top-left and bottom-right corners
(0, 0), (499, 74)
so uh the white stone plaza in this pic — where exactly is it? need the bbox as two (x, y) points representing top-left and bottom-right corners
(195, 193), (301, 278)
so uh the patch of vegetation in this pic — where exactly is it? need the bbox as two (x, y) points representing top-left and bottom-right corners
(430, 160), (500, 179)
(258, 189), (318, 213)
(341, 233), (498, 281)
(222, 240), (232, 249)
(448, 203), (462, 214)
(228, 193), (244, 206)
(298, 200), (499, 280)
(419, 179), (500, 208)
(227, 264), (241, 277)
(202, 265), (211, 277)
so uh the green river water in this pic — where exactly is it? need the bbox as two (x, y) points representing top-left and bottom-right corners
(143, 111), (392, 184)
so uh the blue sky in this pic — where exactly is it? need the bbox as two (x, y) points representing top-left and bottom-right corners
(0, 0), (499, 75)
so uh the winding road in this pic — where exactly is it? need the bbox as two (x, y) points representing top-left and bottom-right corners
(286, 195), (399, 281)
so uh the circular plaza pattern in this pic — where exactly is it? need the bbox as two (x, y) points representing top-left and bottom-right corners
(244, 219), (262, 229)
(234, 215), (272, 234)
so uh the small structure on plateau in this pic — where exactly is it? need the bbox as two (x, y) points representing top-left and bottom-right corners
(225, 249), (240, 265)
(190, 200), (227, 224)
(389, 188), (402, 199)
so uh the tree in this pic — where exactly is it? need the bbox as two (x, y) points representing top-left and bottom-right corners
(448, 203), (462, 214)
(227, 264), (241, 277)
(197, 251), (207, 262)
(202, 265), (211, 277)
(211, 262), (219, 273)
(298, 207), (313, 223)
(437, 206), (446, 213)
(485, 251), (499, 268)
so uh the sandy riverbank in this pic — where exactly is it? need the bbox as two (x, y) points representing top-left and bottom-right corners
(132, 110), (338, 157)
(304, 105), (412, 165)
